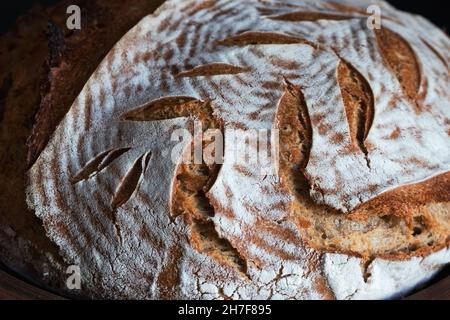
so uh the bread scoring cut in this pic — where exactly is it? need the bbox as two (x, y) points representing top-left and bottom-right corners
(26, 0), (449, 299)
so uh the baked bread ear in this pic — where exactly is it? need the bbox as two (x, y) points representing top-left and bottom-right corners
(9, 0), (450, 299)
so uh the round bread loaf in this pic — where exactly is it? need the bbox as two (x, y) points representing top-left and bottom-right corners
(0, 0), (165, 294)
(25, 0), (449, 299)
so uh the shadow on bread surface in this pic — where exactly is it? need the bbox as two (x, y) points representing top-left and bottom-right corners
(1, 0), (449, 299)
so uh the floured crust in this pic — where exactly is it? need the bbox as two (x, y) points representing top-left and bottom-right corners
(0, 0), (165, 294)
(27, 0), (166, 167)
(23, 0), (450, 299)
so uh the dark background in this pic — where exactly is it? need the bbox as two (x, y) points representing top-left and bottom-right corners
(0, 0), (448, 34)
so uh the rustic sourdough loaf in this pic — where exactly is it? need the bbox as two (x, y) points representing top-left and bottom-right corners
(15, 0), (450, 299)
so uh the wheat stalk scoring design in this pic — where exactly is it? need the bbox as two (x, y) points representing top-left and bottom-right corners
(27, 0), (450, 299)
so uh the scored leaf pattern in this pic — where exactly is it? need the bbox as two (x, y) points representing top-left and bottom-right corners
(122, 96), (249, 276)
(375, 28), (421, 102)
(268, 10), (356, 21)
(70, 147), (131, 184)
(66, 3), (435, 277)
(337, 59), (375, 166)
(276, 80), (312, 196)
(111, 152), (151, 210)
(217, 31), (315, 47)
(121, 96), (207, 122)
(75, 94), (249, 276)
(176, 63), (250, 78)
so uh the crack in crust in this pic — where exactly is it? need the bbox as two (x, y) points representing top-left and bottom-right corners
(190, 218), (249, 277)
(276, 74), (448, 260)
(122, 95), (249, 278)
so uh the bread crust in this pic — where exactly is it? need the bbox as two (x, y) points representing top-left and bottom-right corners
(0, 0), (165, 294)
(1, 0), (449, 299)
